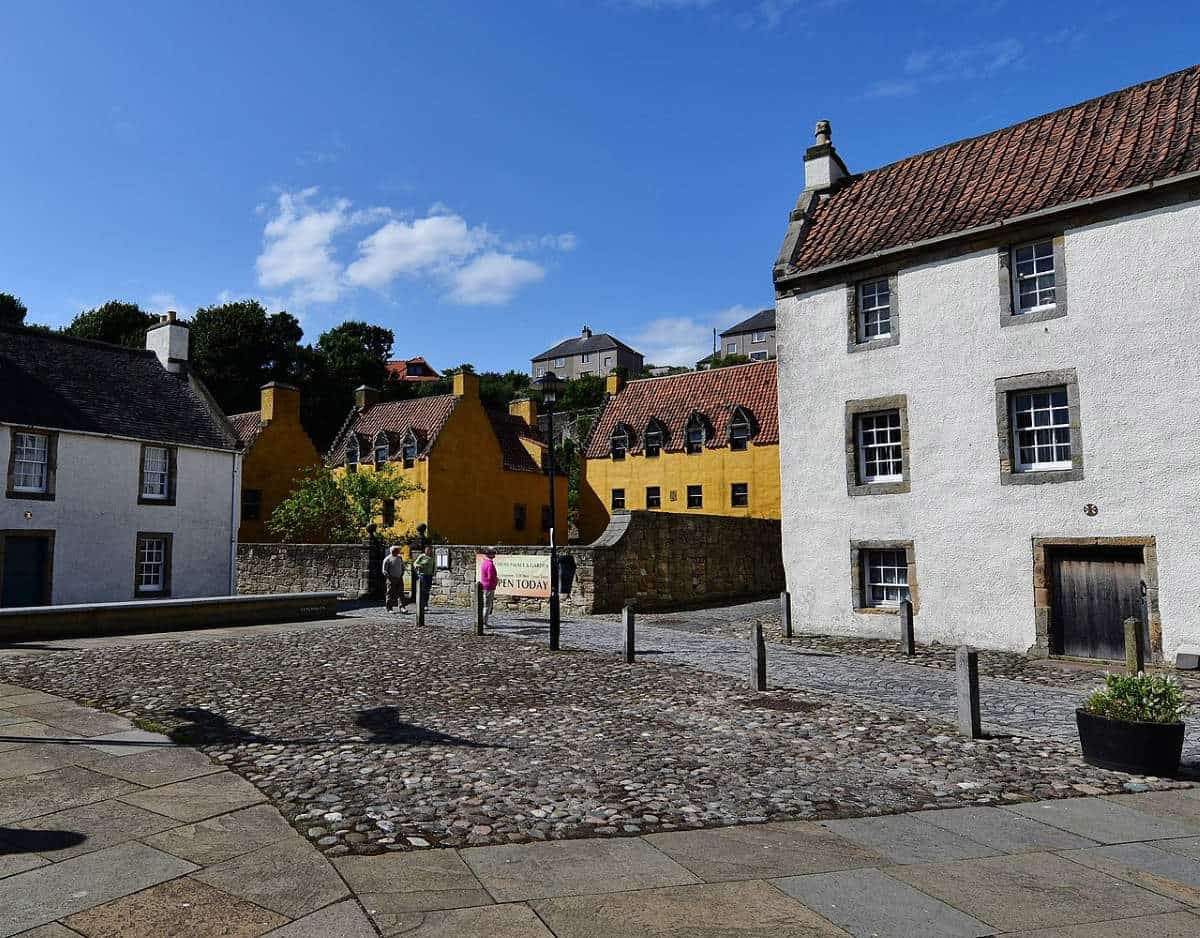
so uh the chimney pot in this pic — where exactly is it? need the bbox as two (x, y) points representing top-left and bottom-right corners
(582, 325), (592, 338)
(146, 309), (190, 373)
(814, 120), (832, 146)
(166, 309), (177, 323)
(804, 119), (847, 193)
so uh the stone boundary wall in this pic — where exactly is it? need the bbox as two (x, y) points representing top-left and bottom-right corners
(238, 512), (783, 614)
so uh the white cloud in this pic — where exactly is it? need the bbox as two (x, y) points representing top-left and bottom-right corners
(865, 78), (919, 99)
(633, 305), (756, 366)
(345, 215), (492, 288)
(871, 38), (1025, 97)
(449, 253), (545, 305)
(255, 188), (353, 303)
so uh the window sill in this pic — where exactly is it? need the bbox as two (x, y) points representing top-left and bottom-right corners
(853, 606), (899, 615)
(1000, 467), (1084, 486)
(1002, 304), (1066, 327)
(137, 496), (177, 507)
(848, 333), (900, 354)
(847, 480), (910, 497)
(6, 489), (54, 501)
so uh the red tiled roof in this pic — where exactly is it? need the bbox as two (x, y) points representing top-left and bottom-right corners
(328, 395), (459, 465)
(227, 411), (264, 450)
(385, 357), (441, 382)
(585, 361), (778, 459)
(785, 65), (1200, 276)
(487, 411), (546, 473)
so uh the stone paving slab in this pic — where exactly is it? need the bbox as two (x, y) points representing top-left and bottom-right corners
(83, 746), (222, 787)
(0, 766), (139, 825)
(1061, 842), (1200, 904)
(645, 821), (885, 882)
(0, 745), (103, 781)
(0, 841), (197, 937)
(819, 813), (998, 865)
(1007, 797), (1200, 843)
(0, 722), (81, 744)
(7, 704), (131, 739)
(143, 803), (298, 865)
(191, 836), (350, 918)
(335, 850), (492, 914)
(0, 854), (48, 881)
(2, 799), (177, 860)
(889, 851), (1184, 932)
(0, 692), (66, 708)
(461, 837), (701, 903)
(770, 867), (994, 938)
(1001, 909), (1200, 936)
(531, 879), (851, 937)
(261, 899), (377, 938)
(0, 710), (28, 727)
(80, 729), (174, 758)
(9, 924), (83, 938)
(63, 876), (287, 937)
(378, 903), (555, 938)
(912, 805), (1098, 853)
(1102, 789), (1200, 825)
(118, 769), (266, 822)
(1157, 836), (1200, 861)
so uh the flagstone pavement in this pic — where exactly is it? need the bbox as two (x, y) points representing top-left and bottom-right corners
(4, 614), (1200, 935)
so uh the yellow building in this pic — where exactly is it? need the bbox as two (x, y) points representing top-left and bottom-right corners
(580, 361), (780, 543)
(328, 371), (567, 546)
(229, 383), (324, 543)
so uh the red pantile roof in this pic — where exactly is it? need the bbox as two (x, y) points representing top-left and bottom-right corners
(328, 395), (459, 465)
(585, 361), (778, 459)
(385, 357), (441, 382)
(227, 411), (264, 450)
(784, 65), (1200, 276)
(487, 411), (546, 473)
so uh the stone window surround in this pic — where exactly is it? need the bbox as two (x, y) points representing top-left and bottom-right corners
(844, 394), (911, 496)
(846, 273), (900, 353)
(850, 539), (918, 615)
(134, 531), (173, 599)
(5, 427), (58, 501)
(994, 369), (1084, 485)
(137, 443), (178, 506)
(0, 529), (55, 605)
(1031, 536), (1160, 662)
(998, 234), (1068, 326)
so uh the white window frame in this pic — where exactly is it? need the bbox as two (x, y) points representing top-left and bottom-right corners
(12, 431), (49, 493)
(685, 415), (707, 455)
(1011, 239), (1056, 313)
(856, 410), (903, 483)
(536, 367), (546, 377)
(554, 357), (566, 368)
(581, 352), (591, 363)
(141, 446), (170, 500)
(857, 278), (892, 342)
(751, 331), (766, 344)
(611, 488), (625, 510)
(1011, 386), (1072, 471)
(864, 549), (910, 607)
(726, 342), (737, 356)
(686, 484), (703, 509)
(610, 426), (628, 461)
(137, 536), (167, 593)
(644, 421), (664, 458)
(731, 482), (749, 507)
(604, 356), (613, 368)
(749, 351), (768, 362)
(729, 409), (752, 451)
(373, 432), (390, 466)
(346, 440), (359, 472)
(645, 486), (661, 509)
(402, 430), (419, 467)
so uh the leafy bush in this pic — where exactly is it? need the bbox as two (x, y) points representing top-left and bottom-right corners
(268, 464), (419, 543)
(1083, 672), (1187, 724)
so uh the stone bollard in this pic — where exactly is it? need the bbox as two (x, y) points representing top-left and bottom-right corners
(474, 583), (485, 636)
(780, 591), (793, 642)
(956, 646), (982, 739)
(1125, 618), (1145, 673)
(751, 622), (767, 691)
(623, 605), (635, 663)
(416, 578), (426, 627)
(900, 600), (915, 656)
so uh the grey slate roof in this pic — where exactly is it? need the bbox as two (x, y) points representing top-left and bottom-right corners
(720, 308), (775, 337)
(532, 332), (641, 362)
(0, 325), (236, 450)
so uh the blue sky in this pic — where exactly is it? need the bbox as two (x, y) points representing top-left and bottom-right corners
(1, 1), (1196, 370)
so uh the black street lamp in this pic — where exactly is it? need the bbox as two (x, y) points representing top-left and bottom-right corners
(535, 370), (564, 650)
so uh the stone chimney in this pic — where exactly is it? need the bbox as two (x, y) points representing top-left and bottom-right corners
(260, 382), (300, 423)
(354, 386), (380, 411)
(145, 310), (190, 374)
(804, 120), (849, 193)
(452, 369), (479, 399)
(581, 325), (593, 340)
(509, 397), (538, 426)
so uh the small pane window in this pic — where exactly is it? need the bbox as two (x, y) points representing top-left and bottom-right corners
(604, 356), (613, 367)
(514, 503), (527, 530)
(646, 486), (661, 509)
(374, 433), (390, 465)
(1012, 387), (1072, 471)
(751, 331), (766, 344)
(402, 430), (419, 468)
(554, 357), (565, 367)
(12, 432), (49, 493)
(346, 441), (359, 473)
(686, 484), (703, 509)
(857, 411), (903, 483)
(749, 351), (768, 361)
(1013, 240), (1056, 311)
(644, 422), (663, 458)
(726, 342), (737, 355)
(729, 409), (752, 451)
(382, 498), (396, 527)
(536, 367), (545, 377)
(864, 549), (909, 607)
(581, 352), (590, 363)
(611, 426), (628, 461)
(611, 488), (625, 510)
(241, 489), (262, 521)
(731, 483), (749, 507)
(137, 536), (167, 593)
(141, 446), (170, 499)
(857, 278), (891, 341)
(685, 415), (707, 455)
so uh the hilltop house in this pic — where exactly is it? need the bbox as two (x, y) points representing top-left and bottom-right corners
(328, 370), (567, 546)
(228, 383), (323, 543)
(579, 362), (780, 543)
(385, 357), (440, 383)
(698, 309), (777, 368)
(772, 66), (1200, 663)
(532, 326), (643, 380)
(1, 316), (240, 606)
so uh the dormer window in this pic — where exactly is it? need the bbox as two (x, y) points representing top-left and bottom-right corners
(685, 414), (709, 455)
(373, 432), (390, 466)
(610, 425), (630, 461)
(402, 429), (419, 468)
(346, 440), (359, 473)
(644, 420), (665, 458)
(729, 408), (754, 451)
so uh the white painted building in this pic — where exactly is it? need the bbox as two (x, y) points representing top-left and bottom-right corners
(1, 315), (241, 606)
(773, 67), (1200, 663)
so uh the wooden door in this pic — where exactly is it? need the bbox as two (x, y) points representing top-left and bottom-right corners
(1, 534), (52, 608)
(1049, 547), (1145, 660)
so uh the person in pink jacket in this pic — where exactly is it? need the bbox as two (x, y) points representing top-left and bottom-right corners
(478, 548), (499, 625)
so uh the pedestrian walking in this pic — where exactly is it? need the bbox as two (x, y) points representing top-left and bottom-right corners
(382, 545), (408, 614)
(478, 547), (498, 625)
(413, 545), (436, 616)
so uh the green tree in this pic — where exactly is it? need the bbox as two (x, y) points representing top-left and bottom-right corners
(64, 300), (156, 347)
(267, 464), (419, 543)
(710, 353), (751, 369)
(555, 373), (606, 411)
(0, 293), (28, 326)
(301, 321), (396, 452)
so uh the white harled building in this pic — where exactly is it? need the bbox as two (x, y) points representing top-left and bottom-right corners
(772, 66), (1200, 664)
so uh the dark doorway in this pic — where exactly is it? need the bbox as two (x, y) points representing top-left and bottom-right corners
(1049, 546), (1146, 660)
(1, 533), (54, 608)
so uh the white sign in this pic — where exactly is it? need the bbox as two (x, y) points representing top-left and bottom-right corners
(478, 553), (552, 598)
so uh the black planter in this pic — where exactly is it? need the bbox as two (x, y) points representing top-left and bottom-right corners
(1076, 709), (1185, 777)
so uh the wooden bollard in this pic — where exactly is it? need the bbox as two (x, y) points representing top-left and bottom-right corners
(1125, 617), (1145, 674)
(751, 622), (767, 691)
(780, 591), (793, 642)
(956, 646), (982, 739)
(623, 605), (635, 663)
(474, 582), (485, 636)
(900, 600), (915, 656)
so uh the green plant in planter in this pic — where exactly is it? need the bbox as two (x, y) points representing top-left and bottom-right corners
(1083, 672), (1187, 724)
